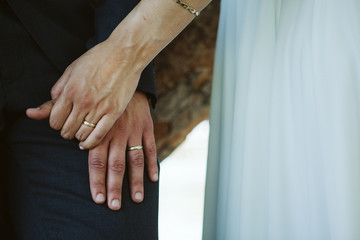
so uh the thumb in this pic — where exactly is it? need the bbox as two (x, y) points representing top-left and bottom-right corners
(26, 99), (55, 120)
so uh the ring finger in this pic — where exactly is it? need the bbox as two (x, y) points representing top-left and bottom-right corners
(75, 112), (102, 143)
(127, 138), (145, 203)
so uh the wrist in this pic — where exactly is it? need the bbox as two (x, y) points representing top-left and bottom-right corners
(133, 91), (149, 102)
(106, 0), (204, 71)
(106, 4), (160, 73)
(128, 91), (151, 110)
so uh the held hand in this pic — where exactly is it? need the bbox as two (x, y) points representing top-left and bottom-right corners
(26, 92), (159, 210)
(88, 91), (158, 210)
(40, 39), (144, 150)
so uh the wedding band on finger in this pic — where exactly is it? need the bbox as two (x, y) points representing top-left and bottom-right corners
(127, 145), (143, 151)
(83, 120), (96, 128)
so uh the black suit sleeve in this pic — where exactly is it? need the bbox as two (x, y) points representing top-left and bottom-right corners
(86, 0), (157, 107)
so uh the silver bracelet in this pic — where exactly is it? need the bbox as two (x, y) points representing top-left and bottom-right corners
(176, 0), (200, 17)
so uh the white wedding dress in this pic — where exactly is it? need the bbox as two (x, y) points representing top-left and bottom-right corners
(203, 0), (360, 239)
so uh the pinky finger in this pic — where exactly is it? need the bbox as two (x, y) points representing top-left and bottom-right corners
(143, 129), (158, 182)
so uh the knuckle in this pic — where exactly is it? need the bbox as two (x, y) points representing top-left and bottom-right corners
(130, 152), (144, 167)
(45, 100), (54, 109)
(89, 156), (106, 170)
(146, 124), (154, 133)
(147, 143), (157, 155)
(79, 95), (93, 108)
(50, 88), (58, 98)
(75, 132), (86, 142)
(93, 132), (104, 141)
(100, 102), (112, 112)
(61, 131), (72, 140)
(116, 122), (128, 133)
(109, 159), (125, 173)
(108, 187), (122, 196)
(49, 119), (60, 130)
(91, 179), (105, 189)
(64, 87), (76, 98)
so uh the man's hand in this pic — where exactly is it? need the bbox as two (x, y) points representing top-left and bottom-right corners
(26, 91), (158, 210)
(87, 91), (158, 210)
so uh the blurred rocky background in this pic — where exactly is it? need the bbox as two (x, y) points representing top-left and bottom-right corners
(153, 0), (220, 161)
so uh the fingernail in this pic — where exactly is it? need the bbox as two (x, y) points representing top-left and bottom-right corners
(134, 192), (143, 201)
(96, 193), (105, 203)
(79, 145), (84, 150)
(111, 199), (120, 209)
(36, 107), (40, 110)
(152, 173), (158, 181)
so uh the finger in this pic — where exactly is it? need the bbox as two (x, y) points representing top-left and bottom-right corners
(79, 114), (116, 150)
(106, 137), (127, 210)
(143, 127), (158, 182)
(26, 99), (55, 120)
(50, 65), (72, 99)
(75, 123), (95, 142)
(75, 112), (103, 142)
(88, 140), (108, 205)
(49, 96), (73, 130)
(127, 139), (145, 203)
(60, 108), (88, 140)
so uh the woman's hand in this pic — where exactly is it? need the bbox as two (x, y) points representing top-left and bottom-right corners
(55, 0), (212, 150)
(46, 39), (144, 150)
(27, 0), (211, 150)
(26, 91), (159, 210)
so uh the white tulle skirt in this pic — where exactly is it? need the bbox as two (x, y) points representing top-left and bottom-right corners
(203, 0), (360, 239)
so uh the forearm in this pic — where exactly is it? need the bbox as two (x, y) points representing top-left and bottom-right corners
(29, 1), (212, 150)
(107, 0), (212, 73)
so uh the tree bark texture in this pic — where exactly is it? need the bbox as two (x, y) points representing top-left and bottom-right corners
(153, 0), (220, 161)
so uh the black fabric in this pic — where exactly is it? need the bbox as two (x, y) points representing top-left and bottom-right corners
(4, 0), (157, 105)
(0, 2), (159, 239)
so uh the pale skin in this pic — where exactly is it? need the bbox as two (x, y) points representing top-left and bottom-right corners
(27, 91), (156, 210)
(26, 0), (212, 210)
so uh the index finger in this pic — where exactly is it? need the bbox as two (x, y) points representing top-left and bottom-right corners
(88, 141), (108, 204)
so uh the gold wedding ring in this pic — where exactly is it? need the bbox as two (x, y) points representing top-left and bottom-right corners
(128, 145), (143, 151)
(83, 120), (96, 128)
